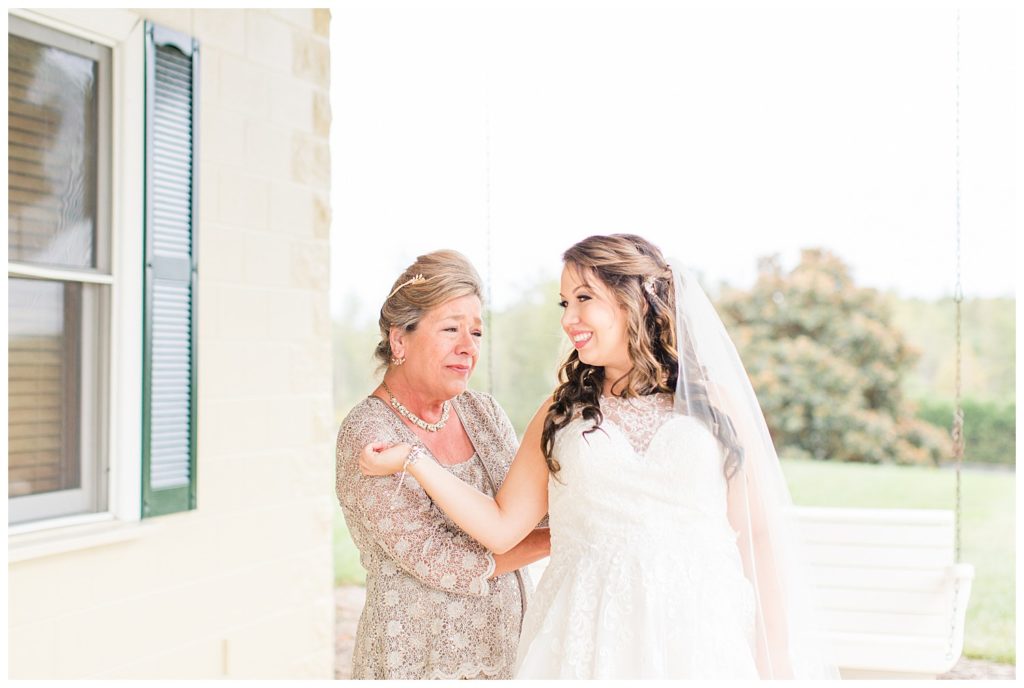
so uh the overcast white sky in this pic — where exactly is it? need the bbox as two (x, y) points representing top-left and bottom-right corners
(330, 1), (1016, 323)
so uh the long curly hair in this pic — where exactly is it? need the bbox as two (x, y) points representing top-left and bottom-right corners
(540, 234), (744, 480)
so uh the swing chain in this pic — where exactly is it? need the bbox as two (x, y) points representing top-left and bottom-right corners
(484, 91), (494, 396)
(945, 8), (964, 663)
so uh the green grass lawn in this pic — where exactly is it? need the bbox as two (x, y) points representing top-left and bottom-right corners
(781, 458), (1015, 664)
(334, 459), (1015, 663)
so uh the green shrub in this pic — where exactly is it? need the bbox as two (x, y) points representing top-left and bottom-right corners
(917, 399), (1016, 466)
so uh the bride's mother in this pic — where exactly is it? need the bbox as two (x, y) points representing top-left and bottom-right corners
(335, 249), (549, 679)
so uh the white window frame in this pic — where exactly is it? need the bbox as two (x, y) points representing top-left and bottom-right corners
(9, 9), (146, 536)
(8, 15), (112, 526)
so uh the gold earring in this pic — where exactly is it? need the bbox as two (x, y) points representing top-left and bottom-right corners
(391, 355), (405, 366)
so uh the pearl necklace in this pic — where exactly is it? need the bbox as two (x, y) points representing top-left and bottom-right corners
(381, 381), (450, 432)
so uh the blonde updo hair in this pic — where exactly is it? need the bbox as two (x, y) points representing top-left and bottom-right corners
(374, 250), (484, 370)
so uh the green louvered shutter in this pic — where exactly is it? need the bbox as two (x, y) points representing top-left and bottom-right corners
(142, 23), (199, 517)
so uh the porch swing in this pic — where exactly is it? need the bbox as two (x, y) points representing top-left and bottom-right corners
(507, 11), (975, 681)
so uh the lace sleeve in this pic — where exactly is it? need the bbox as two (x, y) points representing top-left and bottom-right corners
(336, 406), (496, 597)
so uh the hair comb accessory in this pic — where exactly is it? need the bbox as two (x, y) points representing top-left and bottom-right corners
(643, 275), (657, 297)
(387, 273), (428, 300)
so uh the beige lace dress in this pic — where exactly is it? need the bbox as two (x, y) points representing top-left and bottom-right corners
(335, 389), (533, 679)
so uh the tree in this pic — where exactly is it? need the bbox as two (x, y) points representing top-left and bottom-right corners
(716, 249), (949, 465)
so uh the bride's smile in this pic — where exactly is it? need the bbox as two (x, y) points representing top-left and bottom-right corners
(559, 264), (632, 386)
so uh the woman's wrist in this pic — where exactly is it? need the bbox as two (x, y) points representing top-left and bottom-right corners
(405, 445), (431, 477)
(403, 445), (426, 472)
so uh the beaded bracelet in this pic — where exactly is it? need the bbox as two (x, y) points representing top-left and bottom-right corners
(392, 446), (426, 498)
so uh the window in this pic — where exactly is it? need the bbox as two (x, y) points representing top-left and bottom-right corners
(8, 16), (111, 525)
(8, 13), (199, 529)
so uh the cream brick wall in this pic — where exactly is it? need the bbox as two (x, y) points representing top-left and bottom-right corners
(8, 9), (335, 679)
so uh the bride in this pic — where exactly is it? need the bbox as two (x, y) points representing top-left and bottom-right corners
(360, 234), (838, 679)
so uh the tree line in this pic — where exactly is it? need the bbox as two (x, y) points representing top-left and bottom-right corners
(334, 249), (1015, 466)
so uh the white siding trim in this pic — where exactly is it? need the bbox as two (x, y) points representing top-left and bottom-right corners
(7, 8), (139, 46)
(8, 516), (161, 562)
(6, 264), (115, 284)
(110, 19), (147, 523)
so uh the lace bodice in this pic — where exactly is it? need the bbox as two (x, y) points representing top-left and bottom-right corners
(551, 393), (735, 542)
(335, 390), (530, 679)
(597, 393), (678, 455)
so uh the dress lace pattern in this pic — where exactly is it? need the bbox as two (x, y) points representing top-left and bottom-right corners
(515, 393), (758, 679)
(597, 392), (678, 455)
(336, 390), (531, 679)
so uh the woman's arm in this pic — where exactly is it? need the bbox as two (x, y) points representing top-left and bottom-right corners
(361, 399), (552, 554)
(486, 393), (550, 529)
(491, 527), (550, 577)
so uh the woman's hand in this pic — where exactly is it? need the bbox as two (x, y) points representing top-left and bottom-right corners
(359, 441), (412, 476)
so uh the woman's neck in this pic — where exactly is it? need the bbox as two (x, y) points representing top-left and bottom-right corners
(601, 364), (632, 396)
(381, 372), (447, 420)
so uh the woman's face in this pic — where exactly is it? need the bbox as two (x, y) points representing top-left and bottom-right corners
(559, 265), (631, 380)
(393, 294), (483, 401)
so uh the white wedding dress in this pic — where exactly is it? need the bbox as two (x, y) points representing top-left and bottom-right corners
(515, 393), (760, 679)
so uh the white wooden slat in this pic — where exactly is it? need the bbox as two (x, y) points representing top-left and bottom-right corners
(801, 543), (952, 569)
(798, 521), (952, 547)
(829, 632), (958, 675)
(821, 609), (948, 637)
(806, 565), (948, 591)
(810, 586), (949, 615)
(794, 506), (953, 526)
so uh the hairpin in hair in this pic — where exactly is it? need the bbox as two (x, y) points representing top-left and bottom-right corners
(642, 275), (657, 297)
(387, 273), (428, 300)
